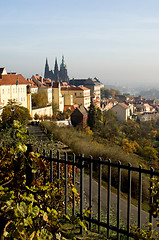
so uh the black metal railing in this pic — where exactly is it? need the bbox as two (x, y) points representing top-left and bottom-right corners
(34, 148), (159, 239)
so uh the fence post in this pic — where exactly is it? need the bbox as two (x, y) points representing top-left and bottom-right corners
(107, 159), (111, 239)
(80, 154), (84, 234)
(64, 152), (68, 215)
(50, 150), (53, 183)
(138, 165), (142, 229)
(72, 153), (76, 216)
(98, 157), (102, 234)
(43, 149), (46, 184)
(89, 156), (93, 231)
(127, 163), (132, 240)
(25, 144), (35, 186)
(149, 167), (154, 227)
(117, 161), (121, 240)
(57, 150), (60, 188)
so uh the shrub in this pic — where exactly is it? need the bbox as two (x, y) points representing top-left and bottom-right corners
(130, 178), (159, 239)
(0, 121), (85, 239)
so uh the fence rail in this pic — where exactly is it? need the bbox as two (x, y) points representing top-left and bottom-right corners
(32, 147), (159, 239)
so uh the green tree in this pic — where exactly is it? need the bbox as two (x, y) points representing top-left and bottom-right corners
(101, 110), (120, 141)
(1, 106), (13, 126)
(87, 99), (96, 130)
(32, 92), (48, 107)
(1, 103), (30, 127)
(101, 88), (120, 99)
(13, 106), (30, 125)
(141, 146), (158, 162)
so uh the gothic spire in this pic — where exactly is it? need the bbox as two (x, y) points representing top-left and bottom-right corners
(60, 55), (66, 68)
(45, 58), (49, 67)
(44, 58), (49, 78)
(54, 57), (59, 82)
(54, 57), (58, 71)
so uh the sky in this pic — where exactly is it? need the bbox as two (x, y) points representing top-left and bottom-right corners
(1, 0), (159, 88)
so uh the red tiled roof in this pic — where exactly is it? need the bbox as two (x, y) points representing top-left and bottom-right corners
(34, 75), (40, 80)
(119, 103), (130, 109)
(144, 104), (150, 107)
(0, 74), (29, 85)
(27, 79), (38, 86)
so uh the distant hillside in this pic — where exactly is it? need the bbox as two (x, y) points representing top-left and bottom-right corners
(139, 88), (159, 99)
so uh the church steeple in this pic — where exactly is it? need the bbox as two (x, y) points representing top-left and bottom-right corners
(44, 58), (54, 80)
(44, 56), (69, 82)
(46, 58), (49, 67)
(44, 58), (49, 79)
(54, 57), (59, 82)
(59, 55), (69, 82)
(60, 55), (66, 68)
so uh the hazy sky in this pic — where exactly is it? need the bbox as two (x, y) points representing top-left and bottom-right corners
(1, 0), (159, 87)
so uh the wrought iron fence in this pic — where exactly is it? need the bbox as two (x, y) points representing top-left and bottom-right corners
(33, 148), (159, 240)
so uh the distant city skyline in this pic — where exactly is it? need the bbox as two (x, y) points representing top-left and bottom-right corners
(1, 0), (159, 88)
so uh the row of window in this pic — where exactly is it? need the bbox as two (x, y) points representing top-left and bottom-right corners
(2, 88), (25, 94)
(2, 97), (26, 105)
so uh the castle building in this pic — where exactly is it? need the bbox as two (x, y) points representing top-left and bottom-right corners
(69, 77), (104, 99)
(44, 56), (69, 83)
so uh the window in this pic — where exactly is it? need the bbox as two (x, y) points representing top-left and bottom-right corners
(13, 89), (15, 93)
(75, 92), (76, 96)
(8, 89), (10, 94)
(2, 89), (4, 94)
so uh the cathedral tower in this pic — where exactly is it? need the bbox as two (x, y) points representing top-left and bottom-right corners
(54, 58), (59, 82)
(44, 58), (49, 79)
(59, 55), (69, 82)
(44, 58), (54, 80)
(44, 56), (69, 82)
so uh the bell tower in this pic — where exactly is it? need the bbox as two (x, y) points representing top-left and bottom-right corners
(59, 55), (69, 82)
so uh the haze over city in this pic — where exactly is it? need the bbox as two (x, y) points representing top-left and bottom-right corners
(1, 0), (159, 88)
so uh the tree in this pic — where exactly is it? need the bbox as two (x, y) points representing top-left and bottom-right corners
(13, 106), (30, 125)
(1, 103), (30, 127)
(1, 106), (13, 126)
(101, 88), (120, 99)
(87, 99), (96, 130)
(32, 92), (48, 107)
(52, 101), (58, 115)
(141, 146), (158, 162)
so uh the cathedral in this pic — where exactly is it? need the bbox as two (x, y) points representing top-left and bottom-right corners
(44, 56), (69, 83)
